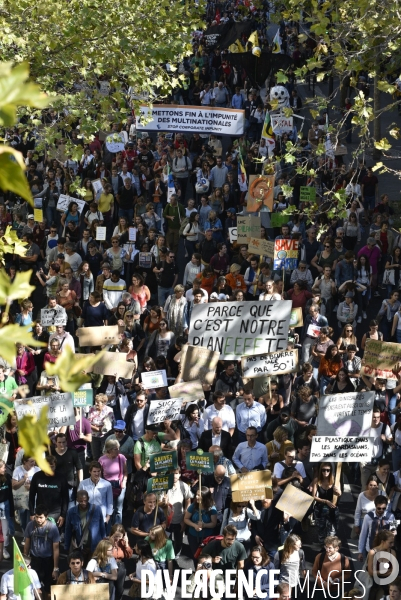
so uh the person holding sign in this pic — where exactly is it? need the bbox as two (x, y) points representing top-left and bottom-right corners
(183, 486), (217, 559)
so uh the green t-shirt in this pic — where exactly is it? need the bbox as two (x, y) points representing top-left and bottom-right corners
(145, 536), (175, 562)
(202, 539), (247, 572)
(133, 434), (166, 467)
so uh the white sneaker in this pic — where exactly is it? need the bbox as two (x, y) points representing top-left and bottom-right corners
(3, 549), (10, 559)
(357, 316), (362, 323)
(363, 311), (367, 319)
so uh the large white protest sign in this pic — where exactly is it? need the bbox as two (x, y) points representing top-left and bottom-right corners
(15, 393), (75, 428)
(316, 391), (375, 437)
(56, 194), (86, 214)
(141, 370), (168, 389)
(40, 308), (67, 326)
(147, 399), (184, 425)
(241, 349), (298, 378)
(136, 105), (245, 136)
(310, 436), (374, 463)
(188, 300), (292, 359)
(271, 114), (294, 134)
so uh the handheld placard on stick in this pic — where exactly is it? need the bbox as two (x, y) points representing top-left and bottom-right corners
(154, 496), (159, 526)
(198, 470), (202, 527)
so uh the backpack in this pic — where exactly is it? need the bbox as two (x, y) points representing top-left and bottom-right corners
(194, 535), (223, 560)
(179, 217), (190, 238)
(66, 568), (91, 584)
(174, 156), (189, 170)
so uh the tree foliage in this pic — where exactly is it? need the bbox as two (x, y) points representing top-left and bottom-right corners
(0, 0), (204, 136)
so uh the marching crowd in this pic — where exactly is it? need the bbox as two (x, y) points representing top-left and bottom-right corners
(1, 2), (401, 600)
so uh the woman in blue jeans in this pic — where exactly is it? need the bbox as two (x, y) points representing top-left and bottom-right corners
(99, 439), (127, 533)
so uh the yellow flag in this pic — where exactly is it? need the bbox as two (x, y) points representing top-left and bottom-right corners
(229, 39), (245, 53)
(248, 30), (259, 48)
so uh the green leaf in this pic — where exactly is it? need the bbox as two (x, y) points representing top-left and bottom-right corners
(0, 147), (32, 204)
(0, 62), (48, 126)
(374, 138), (392, 151)
(0, 325), (45, 364)
(45, 345), (106, 392)
(276, 71), (289, 84)
(18, 407), (52, 474)
(377, 81), (396, 94)
(0, 269), (35, 305)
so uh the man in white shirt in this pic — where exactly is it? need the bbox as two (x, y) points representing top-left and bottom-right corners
(185, 279), (208, 303)
(273, 446), (306, 486)
(360, 407), (392, 488)
(0, 557), (41, 600)
(204, 392), (235, 435)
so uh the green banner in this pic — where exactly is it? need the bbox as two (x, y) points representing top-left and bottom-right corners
(299, 186), (316, 202)
(149, 451), (178, 473)
(270, 213), (288, 227)
(185, 451), (214, 472)
(72, 389), (94, 407)
(147, 474), (174, 493)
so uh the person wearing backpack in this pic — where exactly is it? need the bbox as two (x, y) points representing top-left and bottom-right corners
(312, 536), (351, 593)
(24, 504), (61, 594)
(171, 149), (192, 200)
(57, 549), (96, 584)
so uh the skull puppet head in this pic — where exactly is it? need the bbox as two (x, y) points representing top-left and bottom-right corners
(269, 85), (290, 111)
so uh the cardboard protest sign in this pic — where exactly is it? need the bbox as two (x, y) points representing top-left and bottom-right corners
(362, 339), (401, 380)
(273, 238), (299, 270)
(247, 175), (275, 212)
(185, 451), (214, 472)
(128, 227), (137, 242)
(51, 584), (109, 600)
(147, 399), (184, 425)
(300, 186), (316, 202)
(276, 484), (314, 521)
(56, 194), (86, 214)
(237, 216), (261, 243)
(290, 307), (303, 328)
(76, 326), (122, 347)
(230, 470), (272, 502)
(179, 345), (219, 385)
(149, 451), (178, 473)
(40, 308), (67, 327)
(241, 349), (298, 378)
(92, 352), (135, 379)
(141, 370), (168, 389)
(147, 474), (174, 493)
(168, 380), (204, 403)
(34, 208), (43, 222)
(15, 393), (75, 428)
(189, 300), (292, 359)
(247, 237), (275, 258)
(270, 213), (288, 227)
(316, 391), (375, 437)
(229, 227), (237, 243)
(73, 387), (94, 407)
(310, 436), (374, 463)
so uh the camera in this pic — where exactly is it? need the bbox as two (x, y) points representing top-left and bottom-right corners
(202, 561), (212, 569)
